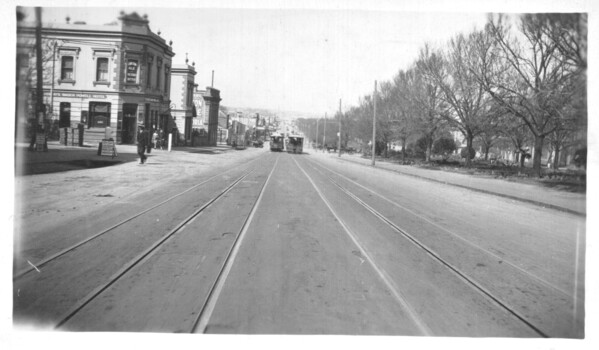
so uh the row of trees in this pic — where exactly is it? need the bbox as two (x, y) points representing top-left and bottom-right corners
(298, 14), (587, 176)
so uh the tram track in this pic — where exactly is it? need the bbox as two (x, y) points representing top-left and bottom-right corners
(292, 157), (432, 336)
(13, 155), (276, 328)
(295, 156), (579, 337)
(54, 169), (257, 329)
(44, 154), (279, 331)
(13, 154), (268, 280)
(306, 158), (574, 299)
(191, 156), (279, 333)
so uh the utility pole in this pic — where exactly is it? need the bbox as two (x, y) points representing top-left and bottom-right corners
(32, 6), (46, 151)
(372, 80), (377, 166)
(315, 118), (319, 149)
(338, 98), (342, 157)
(322, 112), (327, 152)
(50, 41), (57, 120)
(211, 70), (214, 87)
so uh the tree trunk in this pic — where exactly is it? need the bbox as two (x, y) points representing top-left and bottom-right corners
(425, 139), (432, 162)
(552, 143), (561, 170)
(401, 138), (406, 164)
(532, 135), (545, 177)
(465, 131), (473, 167)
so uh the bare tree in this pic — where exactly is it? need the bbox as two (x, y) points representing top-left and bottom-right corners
(376, 80), (400, 157)
(391, 69), (420, 163)
(412, 48), (449, 162)
(473, 14), (584, 177)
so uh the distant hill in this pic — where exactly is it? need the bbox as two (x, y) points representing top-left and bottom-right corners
(220, 106), (320, 120)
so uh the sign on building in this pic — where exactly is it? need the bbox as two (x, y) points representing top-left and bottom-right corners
(126, 60), (139, 83)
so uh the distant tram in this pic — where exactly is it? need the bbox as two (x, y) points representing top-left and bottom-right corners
(287, 135), (304, 154)
(270, 133), (284, 151)
(228, 121), (246, 150)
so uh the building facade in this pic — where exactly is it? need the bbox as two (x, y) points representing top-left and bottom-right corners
(202, 87), (221, 146)
(169, 63), (196, 145)
(17, 11), (175, 145)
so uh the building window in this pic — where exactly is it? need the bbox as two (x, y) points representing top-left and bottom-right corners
(187, 83), (193, 107)
(164, 66), (169, 94)
(61, 56), (74, 80)
(89, 102), (111, 128)
(17, 54), (29, 80)
(146, 56), (153, 88)
(126, 59), (139, 84)
(156, 63), (161, 91)
(96, 57), (109, 82)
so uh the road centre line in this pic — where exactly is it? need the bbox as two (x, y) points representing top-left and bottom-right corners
(292, 157), (432, 336)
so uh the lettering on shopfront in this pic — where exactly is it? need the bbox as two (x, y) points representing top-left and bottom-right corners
(50, 92), (108, 99)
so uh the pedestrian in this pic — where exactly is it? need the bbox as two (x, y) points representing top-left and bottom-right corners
(152, 129), (159, 150)
(157, 128), (164, 150)
(137, 125), (149, 164)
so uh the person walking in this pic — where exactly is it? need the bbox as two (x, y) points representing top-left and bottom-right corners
(152, 129), (159, 149)
(137, 125), (149, 164)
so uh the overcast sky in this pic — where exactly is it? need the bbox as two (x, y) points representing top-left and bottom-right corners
(13, 0), (591, 117)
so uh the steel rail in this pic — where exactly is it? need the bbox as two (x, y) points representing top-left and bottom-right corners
(307, 158), (573, 298)
(304, 158), (549, 338)
(54, 169), (257, 329)
(292, 157), (433, 336)
(191, 155), (280, 333)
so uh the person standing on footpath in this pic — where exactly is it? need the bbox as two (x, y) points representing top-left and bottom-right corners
(137, 125), (149, 164)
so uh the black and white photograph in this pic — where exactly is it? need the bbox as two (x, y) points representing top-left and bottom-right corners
(3, 0), (597, 349)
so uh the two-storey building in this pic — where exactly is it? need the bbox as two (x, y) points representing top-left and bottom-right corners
(17, 11), (175, 145)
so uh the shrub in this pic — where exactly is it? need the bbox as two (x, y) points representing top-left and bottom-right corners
(433, 137), (457, 159)
(460, 147), (476, 160)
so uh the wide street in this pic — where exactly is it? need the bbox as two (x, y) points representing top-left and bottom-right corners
(12, 144), (585, 337)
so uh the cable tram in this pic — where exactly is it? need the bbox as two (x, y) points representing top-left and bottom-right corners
(287, 134), (303, 154)
(228, 121), (246, 150)
(270, 133), (284, 151)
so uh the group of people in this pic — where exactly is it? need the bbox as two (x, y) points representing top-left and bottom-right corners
(136, 125), (165, 164)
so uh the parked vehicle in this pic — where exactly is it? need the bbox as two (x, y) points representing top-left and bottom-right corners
(253, 139), (264, 148)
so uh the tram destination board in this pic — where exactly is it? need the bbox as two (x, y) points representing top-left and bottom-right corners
(100, 140), (117, 158)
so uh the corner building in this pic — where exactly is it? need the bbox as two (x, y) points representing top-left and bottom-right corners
(17, 12), (175, 145)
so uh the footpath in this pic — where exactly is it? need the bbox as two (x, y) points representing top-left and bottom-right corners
(311, 150), (586, 217)
(14, 141), (235, 176)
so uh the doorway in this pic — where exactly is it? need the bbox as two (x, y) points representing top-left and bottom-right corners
(58, 102), (71, 128)
(121, 103), (138, 144)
